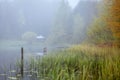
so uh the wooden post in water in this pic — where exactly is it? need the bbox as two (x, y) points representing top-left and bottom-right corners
(21, 47), (24, 77)
(43, 47), (47, 55)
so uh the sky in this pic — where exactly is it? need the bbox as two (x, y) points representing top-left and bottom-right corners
(44, 0), (80, 9)
(0, 0), (80, 8)
(0, 0), (100, 9)
(68, 0), (80, 9)
(68, 0), (101, 9)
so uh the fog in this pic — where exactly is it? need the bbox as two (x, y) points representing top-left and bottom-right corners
(0, 0), (100, 39)
(1, 0), (119, 80)
(0, 0), (59, 39)
(0, 0), (100, 57)
(0, 0), (100, 70)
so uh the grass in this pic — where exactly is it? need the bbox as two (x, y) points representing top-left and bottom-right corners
(0, 44), (119, 80)
(27, 44), (120, 80)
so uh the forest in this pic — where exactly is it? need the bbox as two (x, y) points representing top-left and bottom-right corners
(0, 0), (120, 80)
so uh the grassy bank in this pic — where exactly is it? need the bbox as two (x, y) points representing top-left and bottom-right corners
(27, 45), (120, 80)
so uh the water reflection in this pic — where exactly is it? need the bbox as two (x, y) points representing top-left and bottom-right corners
(0, 49), (43, 80)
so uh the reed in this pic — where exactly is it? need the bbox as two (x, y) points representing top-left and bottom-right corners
(28, 45), (120, 80)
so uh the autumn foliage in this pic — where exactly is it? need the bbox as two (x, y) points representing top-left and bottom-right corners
(105, 0), (120, 47)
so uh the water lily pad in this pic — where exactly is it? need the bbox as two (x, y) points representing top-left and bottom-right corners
(27, 75), (32, 77)
(24, 70), (30, 73)
(9, 70), (16, 73)
(16, 74), (21, 77)
(0, 74), (7, 76)
(8, 77), (18, 80)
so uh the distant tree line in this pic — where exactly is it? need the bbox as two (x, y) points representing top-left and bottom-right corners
(0, 0), (59, 39)
(46, 0), (99, 46)
(0, 0), (102, 47)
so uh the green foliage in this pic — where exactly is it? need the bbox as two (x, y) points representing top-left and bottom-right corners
(47, 0), (72, 46)
(72, 14), (85, 44)
(27, 45), (120, 80)
(87, 17), (114, 44)
(22, 31), (37, 44)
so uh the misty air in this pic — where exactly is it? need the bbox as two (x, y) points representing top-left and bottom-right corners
(0, 0), (120, 80)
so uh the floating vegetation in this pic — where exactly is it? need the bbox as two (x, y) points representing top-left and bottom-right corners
(9, 70), (16, 73)
(0, 74), (7, 76)
(27, 75), (32, 77)
(8, 77), (18, 80)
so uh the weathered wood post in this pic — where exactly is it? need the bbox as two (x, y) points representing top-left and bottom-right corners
(43, 47), (47, 55)
(21, 47), (24, 77)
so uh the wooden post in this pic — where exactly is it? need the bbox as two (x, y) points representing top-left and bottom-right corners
(43, 47), (47, 55)
(21, 47), (24, 77)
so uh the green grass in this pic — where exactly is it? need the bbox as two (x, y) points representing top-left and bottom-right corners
(0, 44), (119, 80)
(27, 45), (120, 80)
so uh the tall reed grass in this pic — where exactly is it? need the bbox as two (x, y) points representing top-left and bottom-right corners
(28, 45), (120, 80)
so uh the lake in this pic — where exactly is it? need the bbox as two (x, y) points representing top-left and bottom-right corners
(0, 48), (44, 80)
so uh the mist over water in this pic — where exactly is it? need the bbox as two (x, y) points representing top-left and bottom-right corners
(0, 0), (97, 60)
(0, 0), (100, 73)
(0, 0), (119, 80)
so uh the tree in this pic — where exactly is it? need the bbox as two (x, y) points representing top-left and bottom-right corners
(106, 0), (120, 47)
(87, 17), (114, 45)
(22, 32), (37, 44)
(72, 13), (85, 44)
(47, 0), (72, 45)
(87, 0), (120, 47)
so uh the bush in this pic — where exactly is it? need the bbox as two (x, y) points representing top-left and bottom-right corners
(87, 17), (114, 45)
(22, 31), (37, 44)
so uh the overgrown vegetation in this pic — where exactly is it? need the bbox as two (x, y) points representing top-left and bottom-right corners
(104, 0), (120, 47)
(0, 0), (120, 80)
(26, 1), (120, 79)
(0, 45), (119, 80)
(27, 45), (120, 80)
(87, 17), (114, 45)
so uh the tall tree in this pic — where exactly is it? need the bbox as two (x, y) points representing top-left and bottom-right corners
(87, 17), (114, 45)
(86, 1), (114, 46)
(72, 13), (85, 44)
(105, 0), (120, 47)
(47, 0), (71, 45)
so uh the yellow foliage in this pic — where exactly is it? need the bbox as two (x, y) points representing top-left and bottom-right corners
(104, 0), (120, 47)
(68, 44), (119, 56)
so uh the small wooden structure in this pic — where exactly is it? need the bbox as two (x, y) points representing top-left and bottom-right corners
(43, 47), (47, 55)
(21, 47), (24, 77)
